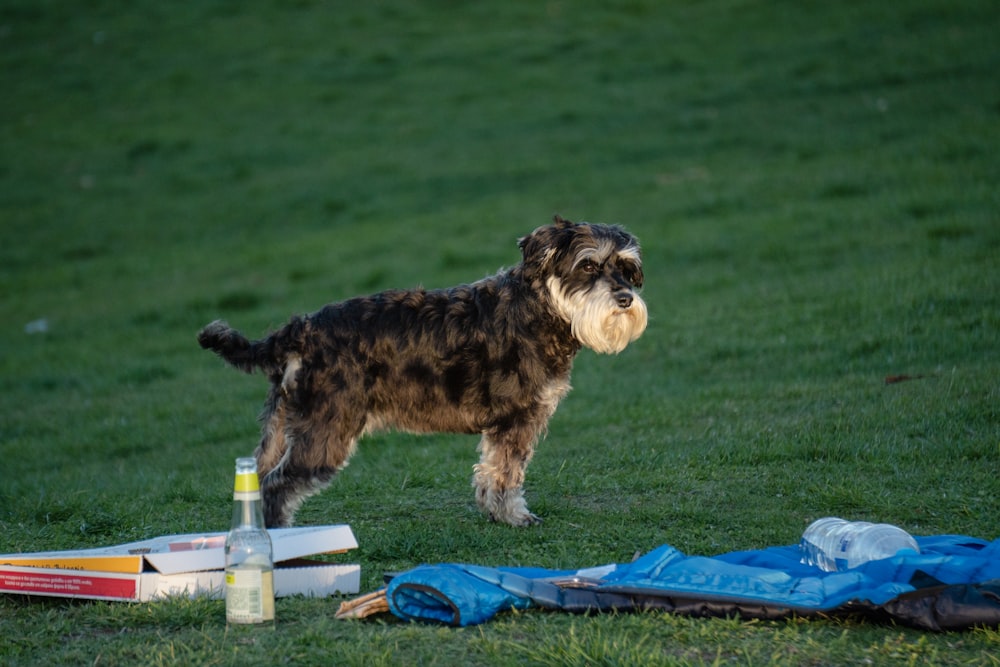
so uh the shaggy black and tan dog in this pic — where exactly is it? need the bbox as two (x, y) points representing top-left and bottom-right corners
(198, 216), (647, 527)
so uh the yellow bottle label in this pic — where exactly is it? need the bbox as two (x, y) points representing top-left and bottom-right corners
(233, 471), (261, 501)
(234, 472), (259, 493)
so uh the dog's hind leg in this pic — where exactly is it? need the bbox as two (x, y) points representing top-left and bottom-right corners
(260, 457), (341, 528)
(254, 386), (289, 479)
(472, 427), (542, 527)
(259, 401), (361, 528)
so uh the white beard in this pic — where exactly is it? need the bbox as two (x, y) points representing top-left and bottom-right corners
(547, 276), (648, 354)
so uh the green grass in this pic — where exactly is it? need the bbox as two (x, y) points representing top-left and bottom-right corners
(2, 0), (999, 664)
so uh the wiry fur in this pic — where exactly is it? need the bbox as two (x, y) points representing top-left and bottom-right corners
(198, 216), (647, 527)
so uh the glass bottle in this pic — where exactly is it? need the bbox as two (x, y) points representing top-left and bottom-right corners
(225, 457), (275, 628)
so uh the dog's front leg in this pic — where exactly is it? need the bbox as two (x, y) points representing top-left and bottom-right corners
(472, 430), (541, 526)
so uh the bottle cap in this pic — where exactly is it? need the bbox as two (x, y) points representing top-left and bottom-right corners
(234, 457), (261, 499)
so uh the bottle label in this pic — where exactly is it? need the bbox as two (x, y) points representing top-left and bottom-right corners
(226, 567), (275, 623)
(234, 472), (261, 502)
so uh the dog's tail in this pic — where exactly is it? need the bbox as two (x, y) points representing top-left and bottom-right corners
(198, 320), (290, 376)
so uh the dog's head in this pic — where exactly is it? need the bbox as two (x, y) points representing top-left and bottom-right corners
(519, 215), (648, 354)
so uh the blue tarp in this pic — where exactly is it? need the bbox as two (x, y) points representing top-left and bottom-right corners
(384, 536), (1000, 630)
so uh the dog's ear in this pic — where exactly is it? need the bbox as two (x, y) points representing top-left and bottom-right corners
(519, 218), (573, 280)
(552, 214), (575, 229)
(518, 228), (552, 268)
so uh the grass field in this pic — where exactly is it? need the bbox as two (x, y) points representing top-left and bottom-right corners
(2, 0), (999, 664)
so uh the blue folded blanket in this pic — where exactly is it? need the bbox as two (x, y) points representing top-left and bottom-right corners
(384, 535), (1000, 631)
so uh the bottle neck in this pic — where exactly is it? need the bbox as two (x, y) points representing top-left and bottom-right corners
(230, 462), (267, 530)
(231, 474), (266, 529)
(232, 495), (266, 528)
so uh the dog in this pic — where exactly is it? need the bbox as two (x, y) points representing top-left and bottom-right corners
(198, 215), (647, 527)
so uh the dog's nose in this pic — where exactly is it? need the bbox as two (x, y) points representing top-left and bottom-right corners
(616, 292), (633, 309)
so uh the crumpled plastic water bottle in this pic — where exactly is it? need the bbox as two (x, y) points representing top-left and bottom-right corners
(800, 517), (919, 572)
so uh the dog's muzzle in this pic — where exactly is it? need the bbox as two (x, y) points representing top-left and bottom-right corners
(548, 276), (648, 355)
(615, 291), (634, 309)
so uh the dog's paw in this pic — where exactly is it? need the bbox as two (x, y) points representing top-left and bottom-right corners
(518, 512), (543, 527)
(490, 510), (542, 527)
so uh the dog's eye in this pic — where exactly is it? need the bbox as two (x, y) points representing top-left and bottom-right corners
(618, 261), (642, 287)
(580, 261), (600, 274)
